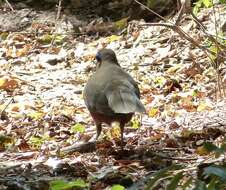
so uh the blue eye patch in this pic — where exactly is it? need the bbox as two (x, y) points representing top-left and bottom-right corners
(95, 52), (101, 62)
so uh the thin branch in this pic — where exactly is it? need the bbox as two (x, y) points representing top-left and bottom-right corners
(140, 22), (215, 55)
(133, 0), (170, 23)
(50, 0), (63, 46)
(4, 0), (14, 11)
(1, 97), (14, 114)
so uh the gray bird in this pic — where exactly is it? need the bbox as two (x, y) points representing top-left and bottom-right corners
(84, 49), (145, 147)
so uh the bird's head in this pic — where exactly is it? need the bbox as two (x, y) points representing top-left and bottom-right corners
(95, 49), (119, 68)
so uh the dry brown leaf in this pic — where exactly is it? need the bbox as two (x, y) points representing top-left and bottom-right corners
(16, 45), (31, 57)
(0, 77), (19, 91)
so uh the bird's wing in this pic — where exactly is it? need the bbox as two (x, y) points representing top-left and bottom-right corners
(84, 77), (114, 115)
(106, 82), (146, 114)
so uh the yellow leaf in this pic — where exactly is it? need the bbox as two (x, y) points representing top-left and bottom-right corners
(27, 111), (44, 120)
(55, 35), (66, 44)
(0, 78), (6, 88)
(106, 35), (121, 43)
(149, 107), (159, 117)
(166, 64), (182, 74)
(131, 118), (141, 129)
(6, 48), (14, 58)
(197, 102), (212, 112)
(154, 76), (166, 86)
(107, 123), (120, 139)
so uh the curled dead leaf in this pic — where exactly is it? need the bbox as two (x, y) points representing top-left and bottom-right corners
(0, 77), (19, 91)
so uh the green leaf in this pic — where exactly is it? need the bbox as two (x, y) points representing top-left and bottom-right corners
(193, 1), (202, 15)
(50, 180), (69, 190)
(114, 17), (129, 30)
(202, 142), (226, 157)
(38, 34), (53, 45)
(207, 177), (218, 190)
(145, 164), (184, 190)
(193, 6), (199, 15)
(27, 111), (44, 120)
(55, 35), (65, 44)
(166, 172), (183, 190)
(182, 177), (193, 190)
(204, 166), (226, 181)
(203, 142), (220, 152)
(111, 184), (125, 190)
(220, 143), (226, 152)
(202, 0), (213, 7)
(146, 169), (170, 189)
(50, 179), (88, 190)
(71, 123), (86, 133)
(192, 89), (198, 97)
(193, 180), (207, 190)
(29, 135), (50, 148)
(0, 32), (9, 40)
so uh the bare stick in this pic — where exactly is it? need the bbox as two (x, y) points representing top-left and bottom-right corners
(51, 0), (63, 46)
(133, 0), (169, 23)
(1, 97), (14, 114)
(4, 0), (14, 11)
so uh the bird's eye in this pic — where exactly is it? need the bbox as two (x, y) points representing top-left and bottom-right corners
(95, 53), (101, 62)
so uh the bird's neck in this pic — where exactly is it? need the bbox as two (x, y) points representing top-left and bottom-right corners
(101, 60), (120, 67)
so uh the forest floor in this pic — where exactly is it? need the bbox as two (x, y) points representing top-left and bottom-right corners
(0, 3), (226, 190)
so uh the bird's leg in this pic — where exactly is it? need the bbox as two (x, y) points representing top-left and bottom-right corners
(95, 123), (102, 141)
(119, 123), (125, 149)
